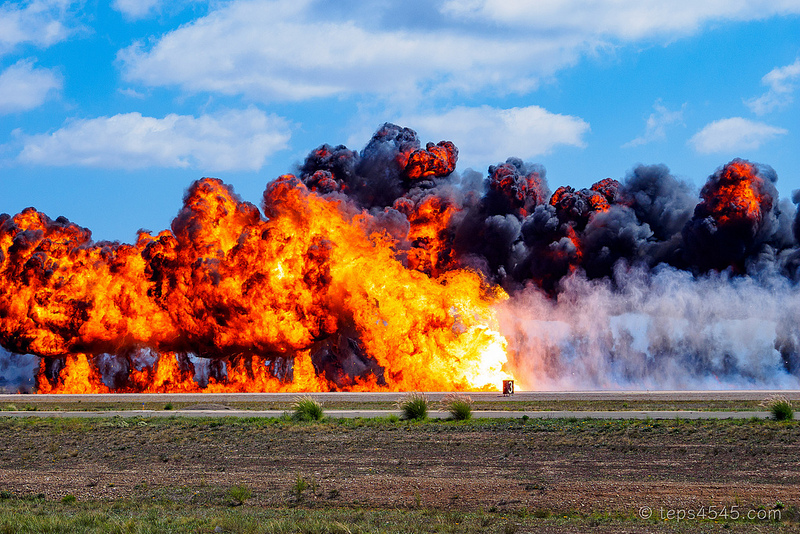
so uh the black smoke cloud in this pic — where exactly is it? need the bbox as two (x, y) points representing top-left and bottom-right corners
(296, 126), (719, 291)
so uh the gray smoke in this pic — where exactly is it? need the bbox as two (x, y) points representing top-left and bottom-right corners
(0, 348), (37, 393)
(500, 265), (800, 390)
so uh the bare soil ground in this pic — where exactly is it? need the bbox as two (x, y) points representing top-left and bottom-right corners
(0, 416), (798, 528)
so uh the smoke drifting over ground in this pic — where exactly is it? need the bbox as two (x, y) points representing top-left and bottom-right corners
(501, 268), (800, 390)
(1, 123), (799, 392)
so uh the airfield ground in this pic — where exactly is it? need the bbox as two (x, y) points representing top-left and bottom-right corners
(0, 392), (798, 533)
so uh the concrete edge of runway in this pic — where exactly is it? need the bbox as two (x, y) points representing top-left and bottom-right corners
(2, 390), (800, 403)
(0, 409), (790, 420)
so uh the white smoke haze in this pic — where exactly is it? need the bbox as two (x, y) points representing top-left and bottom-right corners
(0, 348), (37, 393)
(501, 265), (800, 391)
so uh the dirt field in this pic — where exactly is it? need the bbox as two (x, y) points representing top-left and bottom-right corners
(1, 415), (798, 530)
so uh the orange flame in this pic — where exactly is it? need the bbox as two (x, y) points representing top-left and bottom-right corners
(36, 355), (110, 394)
(487, 162), (548, 217)
(393, 195), (457, 276)
(699, 159), (768, 227)
(404, 141), (458, 180)
(2, 174), (511, 393)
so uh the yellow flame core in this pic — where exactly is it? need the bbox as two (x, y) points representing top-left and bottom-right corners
(466, 325), (512, 391)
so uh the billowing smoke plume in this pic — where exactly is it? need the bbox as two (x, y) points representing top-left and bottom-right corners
(501, 267), (800, 390)
(1, 123), (799, 392)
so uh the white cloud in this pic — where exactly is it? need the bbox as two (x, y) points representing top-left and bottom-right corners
(114, 0), (595, 102)
(117, 87), (146, 99)
(112, 0), (162, 20)
(440, 0), (800, 40)
(623, 100), (685, 148)
(398, 105), (590, 168)
(688, 117), (787, 154)
(117, 0), (800, 103)
(0, 59), (62, 113)
(746, 58), (800, 115)
(18, 108), (292, 171)
(112, 0), (207, 20)
(0, 0), (77, 56)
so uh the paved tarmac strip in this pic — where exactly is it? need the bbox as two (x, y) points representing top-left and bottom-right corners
(0, 409), (789, 419)
(2, 390), (800, 404)
(1, 391), (797, 419)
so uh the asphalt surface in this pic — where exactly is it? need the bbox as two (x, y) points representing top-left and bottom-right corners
(0, 409), (786, 419)
(2, 390), (800, 404)
(1, 391), (797, 419)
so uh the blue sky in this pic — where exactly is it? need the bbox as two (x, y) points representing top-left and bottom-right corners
(1, 0), (799, 243)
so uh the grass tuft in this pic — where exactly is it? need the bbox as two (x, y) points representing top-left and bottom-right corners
(291, 396), (324, 422)
(441, 393), (473, 421)
(291, 474), (311, 503)
(398, 392), (428, 421)
(225, 485), (252, 506)
(761, 395), (794, 421)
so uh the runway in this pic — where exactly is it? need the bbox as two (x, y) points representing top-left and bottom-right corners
(1, 390), (797, 419)
(2, 389), (799, 404)
(0, 409), (784, 419)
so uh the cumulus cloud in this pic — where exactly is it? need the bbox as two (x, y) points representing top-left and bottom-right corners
(112, 0), (162, 20)
(688, 117), (787, 154)
(116, 0), (800, 104)
(440, 0), (800, 40)
(0, 59), (61, 113)
(18, 108), (291, 171)
(623, 100), (685, 148)
(112, 0), (602, 102)
(0, 0), (77, 56)
(398, 105), (589, 168)
(746, 58), (800, 115)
